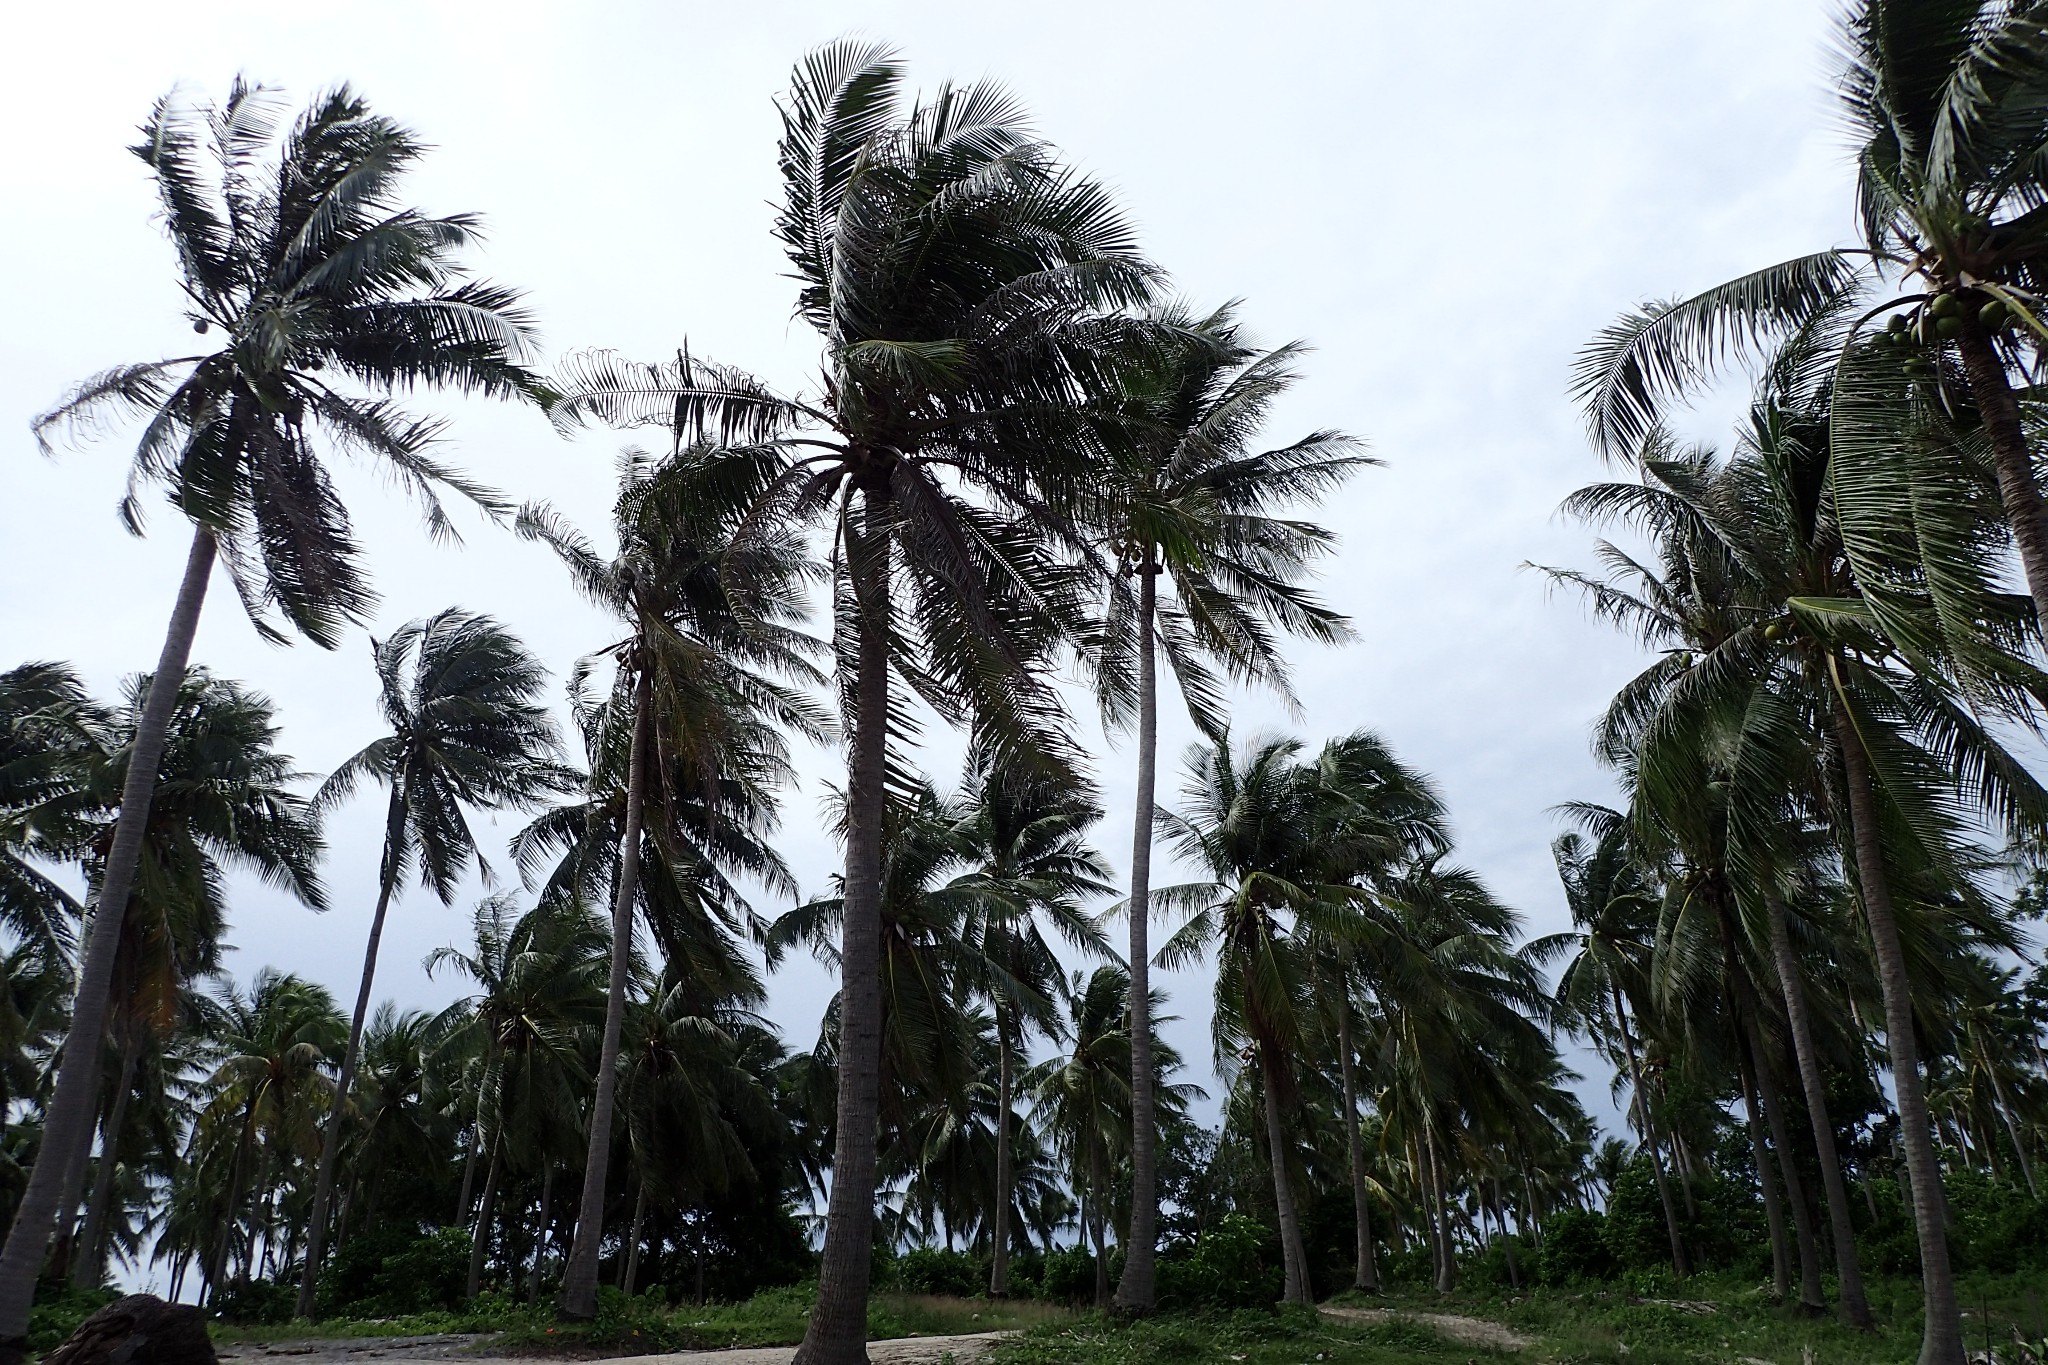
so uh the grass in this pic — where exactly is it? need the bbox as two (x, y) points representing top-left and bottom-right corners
(992, 1272), (2048, 1365)
(204, 1288), (1070, 1355)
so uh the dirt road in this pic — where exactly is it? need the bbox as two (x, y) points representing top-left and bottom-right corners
(217, 1330), (1015, 1365)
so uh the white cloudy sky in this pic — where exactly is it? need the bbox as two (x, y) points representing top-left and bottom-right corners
(1, 1), (1850, 1150)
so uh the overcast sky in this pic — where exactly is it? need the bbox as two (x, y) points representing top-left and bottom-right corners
(1, 0), (1853, 1181)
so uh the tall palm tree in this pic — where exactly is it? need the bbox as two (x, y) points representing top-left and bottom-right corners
(545, 42), (1154, 1364)
(70, 670), (324, 1288)
(948, 756), (1115, 1295)
(0, 664), (105, 965)
(295, 609), (568, 1315)
(428, 897), (608, 1300)
(11, 79), (538, 1347)
(515, 445), (823, 1320)
(1155, 733), (1363, 1305)
(1081, 305), (1365, 1313)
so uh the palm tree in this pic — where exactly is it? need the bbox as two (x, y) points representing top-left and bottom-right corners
(948, 756), (1115, 1295)
(70, 670), (324, 1289)
(545, 42), (1155, 1363)
(296, 609), (568, 1315)
(10, 79), (538, 1345)
(1549, 329), (2048, 1358)
(1155, 733), (1361, 1305)
(0, 664), (105, 965)
(1081, 305), (1365, 1313)
(194, 970), (346, 1299)
(428, 897), (607, 1300)
(515, 445), (823, 1320)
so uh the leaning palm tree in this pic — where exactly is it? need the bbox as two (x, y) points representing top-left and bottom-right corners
(1155, 733), (1357, 1305)
(515, 445), (823, 1319)
(294, 609), (569, 1316)
(70, 670), (324, 1289)
(544, 42), (1154, 1363)
(9, 79), (538, 1344)
(1081, 305), (1366, 1313)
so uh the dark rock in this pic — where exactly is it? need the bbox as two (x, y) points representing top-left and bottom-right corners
(43, 1295), (214, 1365)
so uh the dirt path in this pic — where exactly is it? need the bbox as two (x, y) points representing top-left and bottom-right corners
(1320, 1305), (1534, 1352)
(218, 1331), (1015, 1365)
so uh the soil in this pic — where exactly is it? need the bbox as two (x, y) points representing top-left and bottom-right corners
(216, 1331), (1016, 1365)
(1319, 1305), (1536, 1351)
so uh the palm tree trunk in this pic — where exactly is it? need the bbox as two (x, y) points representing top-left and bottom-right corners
(70, 1040), (140, 1289)
(1738, 1034), (1793, 1302)
(1114, 561), (1161, 1317)
(528, 1169), (554, 1303)
(1260, 1044), (1311, 1305)
(1956, 320), (2048, 629)
(1980, 1044), (2037, 1198)
(561, 671), (651, 1320)
(298, 788), (409, 1319)
(621, 1181), (647, 1295)
(456, 1128), (480, 1227)
(989, 1018), (1013, 1297)
(1750, 1022), (1824, 1314)
(1611, 986), (1688, 1277)
(1490, 1178), (1520, 1289)
(1089, 1140), (1109, 1310)
(793, 488), (892, 1365)
(466, 1134), (504, 1300)
(1336, 991), (1377, 1292)
(1763, 885), (1873, 1327)
(0, 524), (216, 1362)
(1426, 1129), (1455, 1295)
(1829, 682), (1963, 1365)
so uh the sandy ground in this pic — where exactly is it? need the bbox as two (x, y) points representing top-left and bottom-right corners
(216, 1331), (1015, 1365)
(1319, 1305), (1535, 1351)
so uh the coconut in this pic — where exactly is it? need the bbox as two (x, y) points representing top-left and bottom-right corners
(1931, 292), (1960, 318)
(1981, 299), (2008, 327)
(1887, 314), (1910, 333)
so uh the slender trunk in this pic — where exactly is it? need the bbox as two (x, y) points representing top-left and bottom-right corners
(1114, 562), (1161, 1317)
(0, 526), (216, 1358)
(298, 788), (408, 1318)
(621, 1182), (647, 1296)
(1426, 1128), (1455, 1294)
(561, 671), (651, 1320)
(466, 1135), (504, 1300)
(1337, 991), (1377, 1291)
(989, 1019), (1013, 1297)
(1259, 1044), (1311, 1305)
(1671, 1117), (1700, 1220)
(456, 1127), (480, 1227)
(1956, 318), (2048, 628)
(71, 1041), (140, 1289)
(1491, 1178), (1520, 1289)
(1089, 1140), (1109, 1310)
(1764, 885), (1873, 1327)
(1981, 1044), (2037, 1198)
(528, 1169), (554, 1303)
(1739, 1033), (1792, 1302)
(793, 487), (892, 1365)
(1829, 678), (1963, 1365)
(1759, 1041), (1824, 1314)
(1612, 986), (1688, 1277)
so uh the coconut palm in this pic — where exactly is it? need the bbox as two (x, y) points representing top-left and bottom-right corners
(0, 664), (106, 965)
(427, 896), (608, 1299)
(545, 41), (1156, 1361)
(295, 610), (569, 1315)
(947, 755), (1115, 1295)
(70, 670), (324, 1289)
(1154, 732), (1365, 1305)
(514, 445), (824, 1320)
(1080, 305), (1366, 1312)
(9, 79), (538, 1342)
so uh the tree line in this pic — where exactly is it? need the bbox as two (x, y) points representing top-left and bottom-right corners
(5, 8), (2048, 1365)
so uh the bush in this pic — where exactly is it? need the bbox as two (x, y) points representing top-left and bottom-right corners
(1156, 1214), (1282, 1311)
(1037, 1245), (1099, 1304)
(319, 1223), (470, 1317)
(896, 1246), (981, 1296)
(27, 1286), (119, 1352)
(209, 1277), (297, 1324)
(1537, 1208), (1616, 1283)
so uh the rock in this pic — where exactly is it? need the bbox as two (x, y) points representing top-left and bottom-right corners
(43, 1295), (215, 1365)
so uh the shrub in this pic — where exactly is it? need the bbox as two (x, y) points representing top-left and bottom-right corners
(209, 1277), (297, 1324)
(896, 1246), (981, 1296)
(1537, 1208), (1616, 1283)
(27, 1286), (120, 1352)
(1156, 1214), (1282, 1311)
(318, 1223), (470, 1316)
